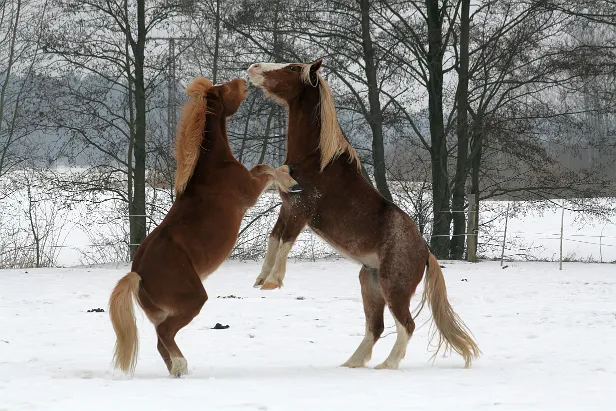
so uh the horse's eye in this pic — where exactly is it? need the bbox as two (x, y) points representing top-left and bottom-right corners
(288, 66), (296, 72)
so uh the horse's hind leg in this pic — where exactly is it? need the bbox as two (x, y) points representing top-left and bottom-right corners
(139, 287), (172, 371)
(341, 267), (385, 368)
(155, 280), (208, 377)
(157, 337), (172, 371)
(374, 254), (423, 370)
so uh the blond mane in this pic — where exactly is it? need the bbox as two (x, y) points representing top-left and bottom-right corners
(301, 66), (360, 171)
(174, 77), (213, 195)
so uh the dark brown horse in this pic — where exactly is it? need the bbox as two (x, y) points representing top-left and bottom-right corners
(108, 77), (299, 377)
(247, 60), (480, 369)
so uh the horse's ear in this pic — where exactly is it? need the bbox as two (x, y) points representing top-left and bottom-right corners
(310, 59), (323, 73)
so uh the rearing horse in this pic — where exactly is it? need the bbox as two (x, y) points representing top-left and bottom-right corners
(247, 60), (480, 369)
(108, 77), (299, 377)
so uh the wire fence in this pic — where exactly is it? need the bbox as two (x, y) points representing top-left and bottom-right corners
(2, 176), (615, 269)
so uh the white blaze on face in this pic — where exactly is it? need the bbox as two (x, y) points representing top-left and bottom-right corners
(246, 62), (294, 86)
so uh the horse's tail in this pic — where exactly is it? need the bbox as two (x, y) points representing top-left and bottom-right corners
(420, 253), (480, 368)
(109, 271), (141, 374)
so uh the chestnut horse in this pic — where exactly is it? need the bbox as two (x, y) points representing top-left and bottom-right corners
(247, 60), (480, 369)
(108, 77), (299, 377)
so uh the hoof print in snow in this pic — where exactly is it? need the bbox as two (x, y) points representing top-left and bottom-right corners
(212, 323), (230, 330)
(461, 279), (468, 282)
(217, 295), (243, 299)
(87, 308), (105, 313)
(296, 296), (305, 300)
(439, 265), (445, 268)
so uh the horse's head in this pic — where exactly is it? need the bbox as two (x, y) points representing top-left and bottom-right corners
(207, 78), (249, 116)
(246, 60), (323, 102)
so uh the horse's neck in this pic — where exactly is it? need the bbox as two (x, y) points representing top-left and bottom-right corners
(286, 89), (321, 166)
(192, 115), (234, 177)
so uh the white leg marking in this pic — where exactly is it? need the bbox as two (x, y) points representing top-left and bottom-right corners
(262, 242), (293, 288)
(255, 236), (280, 287)
(341, 326), (375, 368)
(375, 317), (409, 370)
(169, 356), (188, 377)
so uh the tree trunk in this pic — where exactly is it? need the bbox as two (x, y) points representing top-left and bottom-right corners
(450, 0), (470, 259)
(238, 93), (257, 163)
(259, 106), (276, 164)
(426, 0), (450, 259)
(359, 0), (392, 201)
(129, 0), (147, 259)
(211, 0), (221, 83)
(0, 0), (21, 174)
(469, 116), (484, 256)
(124, 19), (136, 260)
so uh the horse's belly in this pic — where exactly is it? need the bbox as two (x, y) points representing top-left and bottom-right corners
(309, 226), (379, 269)
(190, 215), (243, 279)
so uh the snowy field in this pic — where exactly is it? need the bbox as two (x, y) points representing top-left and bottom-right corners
(1, 259), (615, 410)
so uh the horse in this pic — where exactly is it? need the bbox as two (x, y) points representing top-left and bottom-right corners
(246, 60), (480, 370)
(108, 77), (300, 377)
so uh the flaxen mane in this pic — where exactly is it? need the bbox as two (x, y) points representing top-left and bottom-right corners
(301, 66), (360, 171)
(174, 77), (213, 194)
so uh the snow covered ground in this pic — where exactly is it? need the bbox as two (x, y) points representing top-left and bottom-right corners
(1, 259), (615, 410)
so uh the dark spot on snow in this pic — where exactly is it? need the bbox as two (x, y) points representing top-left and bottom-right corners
(461, 278), (468, 282)
(87, 308), (105, 313)
(217, 295), (242, 299)
(502, 265), (509, 269)
(1, 340), (8, 344)
(439, 265), (445, 268)
(211, 323), (229, 330)
(296, 296), (305, 300)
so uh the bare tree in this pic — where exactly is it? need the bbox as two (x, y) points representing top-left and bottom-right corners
(40, 0), (179, 257)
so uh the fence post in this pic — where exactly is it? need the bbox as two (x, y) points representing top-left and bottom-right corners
(500, 202), (510, 266)
(559, 202), (565, 271)
(466, 193), (477, 262)
(600, 223), (607, 264)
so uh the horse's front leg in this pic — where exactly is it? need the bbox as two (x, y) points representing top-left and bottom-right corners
(254, 208), (286, 287)
(249, 164), (301, 194)
(260, 210), (308, 290)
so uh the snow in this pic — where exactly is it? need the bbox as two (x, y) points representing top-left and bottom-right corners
(1, 259), (615, 410)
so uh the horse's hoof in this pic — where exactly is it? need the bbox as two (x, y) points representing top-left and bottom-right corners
(253, 278), (265, 287)
(340, 361), (366, 369)
(288, 184), (302, 193)
(260, 282), (280, 290)
(374, 362), (398, 370)
(169, 357), (188, 377)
